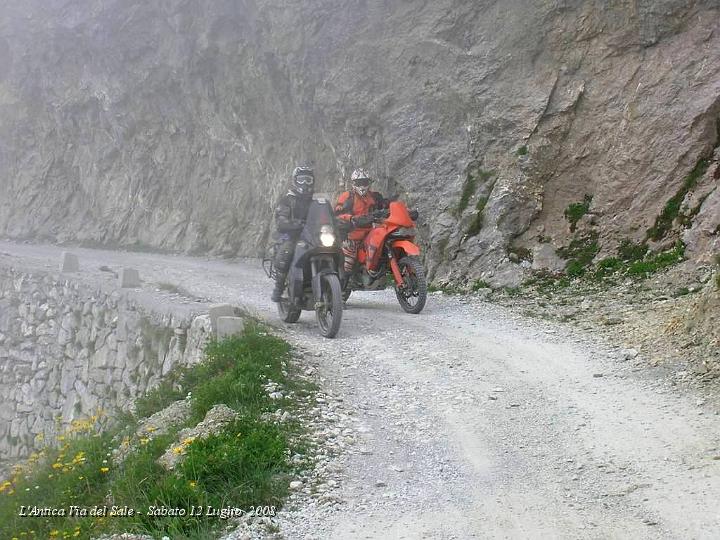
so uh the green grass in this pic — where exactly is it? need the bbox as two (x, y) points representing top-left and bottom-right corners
(456, 166), (494, 216)
(673, 286), (691, 297)
(626, 241), (685, 277)
(678, 193), (710, 228)
(557, 232), (600, 277)
(466, 196), (488, 237)
(428, 282), (464, 295)
(617, 239), (648, 261)
(524, 241), (686, 292)
(516, 145), (528, 156)
(503, 286), (522, 297)
(472, 279), (492, 291)
(647, 158), (710, 241)
(594, 257), (623, 280)
(456, 173), (478, 216)
(564, 195), (593, 233)
(0, 326), (311, 540)
(523, 270), (568, 291)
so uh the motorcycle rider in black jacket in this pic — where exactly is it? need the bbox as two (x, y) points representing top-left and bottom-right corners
(270, 166), (315, 302)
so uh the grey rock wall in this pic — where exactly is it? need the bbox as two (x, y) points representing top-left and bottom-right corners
(0, 1), (719, 285)
(0, 267), (211, 470)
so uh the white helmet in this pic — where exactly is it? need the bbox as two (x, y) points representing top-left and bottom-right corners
(350, 168), (372, 196)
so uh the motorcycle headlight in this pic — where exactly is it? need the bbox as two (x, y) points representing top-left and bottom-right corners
(319, 225), (335, 247)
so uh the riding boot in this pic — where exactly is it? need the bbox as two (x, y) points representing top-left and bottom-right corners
(271, 272), (287, 302)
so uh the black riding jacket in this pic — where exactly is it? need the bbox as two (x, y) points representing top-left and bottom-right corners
(275, 191), (313, 235)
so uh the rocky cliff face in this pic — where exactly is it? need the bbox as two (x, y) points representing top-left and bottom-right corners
(1, 1), (718, 285)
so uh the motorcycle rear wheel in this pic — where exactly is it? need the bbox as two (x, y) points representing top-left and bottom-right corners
(277, 281), (301, 323)
(394, 256), (427, 314)
(316, 274), (343, 338)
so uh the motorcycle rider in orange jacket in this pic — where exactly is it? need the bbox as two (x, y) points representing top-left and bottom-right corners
(334, 168), (388, 274)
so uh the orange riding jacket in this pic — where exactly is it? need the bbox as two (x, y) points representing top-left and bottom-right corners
(334, 190), (386, 240)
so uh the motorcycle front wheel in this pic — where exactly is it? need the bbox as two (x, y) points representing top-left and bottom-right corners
(277, 281), (301, 323)
(394, 256), (427, 314)
(316, 274), (343, 338)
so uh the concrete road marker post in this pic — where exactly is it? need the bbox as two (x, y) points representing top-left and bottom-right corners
(119, 267), (141, 288)
(208, 303), (235, 334)
(216, 317), (245, 339)
(60, 252), (79, 272)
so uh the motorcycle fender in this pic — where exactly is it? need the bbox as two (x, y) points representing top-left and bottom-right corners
(311, 268), (339, 303)
(288, 245), (307, 302)
(391, 240), (420, 257)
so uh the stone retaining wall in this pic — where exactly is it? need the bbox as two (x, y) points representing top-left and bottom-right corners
(0, 266), (212, 469)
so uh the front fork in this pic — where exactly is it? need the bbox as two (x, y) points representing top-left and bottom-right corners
(311, 258), (340, 307)
(388, 250), (405, 288)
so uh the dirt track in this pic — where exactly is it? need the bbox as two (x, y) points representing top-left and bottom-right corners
(2, 241), (719, 539)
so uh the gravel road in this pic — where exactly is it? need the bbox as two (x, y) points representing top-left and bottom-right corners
(2, 241), (720, 539)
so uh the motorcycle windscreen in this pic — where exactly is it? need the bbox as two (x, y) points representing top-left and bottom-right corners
(300, 200), (337, 245)
(386, 201), (415, 228)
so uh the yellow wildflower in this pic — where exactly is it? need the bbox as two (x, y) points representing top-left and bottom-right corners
(146, 426), (157, 432)
(189, 481), (197, 487)
(172, 446), (184, 455)
(0, 480), (12, 492)
(100, 467), (109, 473)
(139, 437), (149, 445)
(49, 531), (59, 537)
(51, 463), (63, 470)
(57, 435), (65, 441)
(73, 532), (80, 538)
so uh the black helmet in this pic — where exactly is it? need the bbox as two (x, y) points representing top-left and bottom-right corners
(291, 166), (314, 196)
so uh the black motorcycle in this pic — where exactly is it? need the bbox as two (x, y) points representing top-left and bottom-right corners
(263, 198), (344, 338)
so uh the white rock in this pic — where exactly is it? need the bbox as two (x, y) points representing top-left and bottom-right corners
(620, 348), (639, 360)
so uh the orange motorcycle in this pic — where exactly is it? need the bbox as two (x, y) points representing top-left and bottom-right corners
(342, 201), (427, 314)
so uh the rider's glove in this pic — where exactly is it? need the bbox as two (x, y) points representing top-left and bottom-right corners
(352, 214), (373, 228)
(409, 209), (419, 221)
